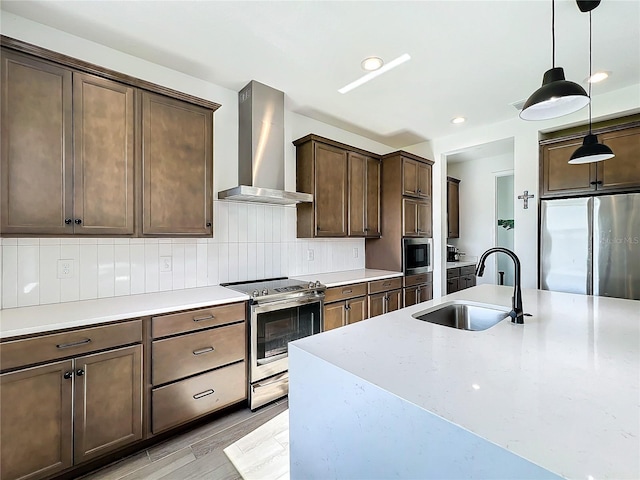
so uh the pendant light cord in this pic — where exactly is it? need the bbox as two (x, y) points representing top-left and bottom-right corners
(551, 0), (556, 67)
(588, 11), (593, 134)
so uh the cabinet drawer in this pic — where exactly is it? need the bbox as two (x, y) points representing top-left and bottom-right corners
(324, 283), (367, 303)
(368, 277), (402, 294)
(460, 265), (477, 276)
(152, 302), (246, 339)
(403, 272), (433, 287)
(0, 320), (142, 371)
(153, 323), (245, 386)
(152, 361), (246, 433)
(446, 268), (461, 279)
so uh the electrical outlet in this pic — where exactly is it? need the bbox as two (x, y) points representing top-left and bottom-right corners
(57, 259), (74, 279)
(306, 249), (314, 261)
(159, 256), (172, 272)
(353, 248), (359, 258)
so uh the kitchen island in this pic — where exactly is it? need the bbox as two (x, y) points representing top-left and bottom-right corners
(288, 285), (639, 479)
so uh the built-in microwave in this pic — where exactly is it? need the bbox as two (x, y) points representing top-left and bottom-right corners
(403, 237), (433, 275)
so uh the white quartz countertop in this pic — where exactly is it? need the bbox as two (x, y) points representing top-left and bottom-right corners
(292, 269), (403, 287)
(446, 260), (477, 268)
(292, 285), (640, 479)
(0, 286), (249, 339)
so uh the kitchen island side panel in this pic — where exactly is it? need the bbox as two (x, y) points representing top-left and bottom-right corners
(288, 344), (560, 480)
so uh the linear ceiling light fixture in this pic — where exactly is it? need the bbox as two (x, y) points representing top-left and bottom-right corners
(569, 7), (614, 164)
(519, 0), (589, 120)
(339, 53), (411, 94)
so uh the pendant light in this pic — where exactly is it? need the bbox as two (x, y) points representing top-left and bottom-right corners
(520, 0), (590, 121)
(569, 9), (615, 164)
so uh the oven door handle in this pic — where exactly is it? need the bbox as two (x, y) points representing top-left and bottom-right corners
(256, 352), (288, 365)
(252, 293), (325, 313)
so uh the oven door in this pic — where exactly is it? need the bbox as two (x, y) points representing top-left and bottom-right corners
(403, 237), (433, 275)
(250, 294), (323, 383)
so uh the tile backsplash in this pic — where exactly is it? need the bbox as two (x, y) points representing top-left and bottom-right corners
(1, 202), (365, 309)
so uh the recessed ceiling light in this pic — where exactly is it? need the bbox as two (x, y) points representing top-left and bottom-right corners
(587, 71), (610, 83)
(339, 53), (411, 94)
(451, 117), (466, 124)
(361, 57), (383, 71)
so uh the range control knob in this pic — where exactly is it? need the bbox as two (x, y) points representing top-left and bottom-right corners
(262, 288), (269, 296)
(252, 290), (260, 298)
(308, 282), (315, 289)
(315, 281), (322, 288)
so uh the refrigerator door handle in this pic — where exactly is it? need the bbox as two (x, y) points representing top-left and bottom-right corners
(587, 197), (593, 296)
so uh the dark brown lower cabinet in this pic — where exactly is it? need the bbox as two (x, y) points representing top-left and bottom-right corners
(368, 289), (402, 317)
(403, 273), (433, 307)
(447, 265), (476, 294)
(323, 297), (368, 331)
(0, 345), (142, 480)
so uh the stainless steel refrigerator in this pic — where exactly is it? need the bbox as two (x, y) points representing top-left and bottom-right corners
(540, 193), (640, 300)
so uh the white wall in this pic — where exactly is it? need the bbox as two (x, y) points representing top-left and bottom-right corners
(0, 13), (395, 309)
(448, 153), (514, 286)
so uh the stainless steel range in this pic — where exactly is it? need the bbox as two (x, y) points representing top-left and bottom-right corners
(223, 278), (325, 409)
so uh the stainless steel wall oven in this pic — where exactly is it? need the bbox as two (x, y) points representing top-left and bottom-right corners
(403, 237), (434, 275)
(223, 278), (324, 409)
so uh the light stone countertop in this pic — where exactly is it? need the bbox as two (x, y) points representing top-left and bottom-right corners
(446, 260), (477, 268)
(292, 269), (403, 287)
(0, 286), (249, 339)
(291, 285), (640, 479)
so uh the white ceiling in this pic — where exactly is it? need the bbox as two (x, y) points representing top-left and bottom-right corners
(2, 0), (639, 148)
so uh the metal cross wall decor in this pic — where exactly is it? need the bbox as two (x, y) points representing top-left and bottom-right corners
(518, 190), (535, 209)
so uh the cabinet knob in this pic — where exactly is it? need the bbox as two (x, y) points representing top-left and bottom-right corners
(206, 222), (212, 227)
(63, 371), (73, 379)
(418, 189), (422, 193)
(76, 369), (85, 376)
(75, 219), (82, 225)
(589, 180), (603, 186)
(64, 218), (72, 225)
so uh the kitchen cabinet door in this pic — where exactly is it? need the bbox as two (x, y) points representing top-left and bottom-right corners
(402, 158), (431, 199)
(387, 289), (402, 312)
(314, 143), (348, 237)
(1, 360), (73, 480)
(541, 137), (594, 197)
(403, 199), (431, 237)
(447, 177), (460, 238)
(73, 345), (142, 464)
(368, 292), (385, 318)
(73, 72), (135, 235)
(142, 92), (213, 236)
(418, 283), (433, 302)
(403, 286), (419, 307)
(365, 157), (381, 236)
(596, 126), (640, 192)
(346, 297), (368, 324)
(1, 50), (73, 235)
(447, 277), (459, 294)
(323, 302), (346, 331)
(348, 152), (367, 236)
(417, 199), (432, 237)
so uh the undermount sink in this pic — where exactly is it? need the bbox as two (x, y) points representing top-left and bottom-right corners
(412, 301), (510, 331)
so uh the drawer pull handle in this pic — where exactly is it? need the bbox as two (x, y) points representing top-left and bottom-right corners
(342, 289), (352, 294)
(193, 346), (215, 356)
(193, 389), (214, 399)
(56, 338), (91, 349)
(383, 282), (391, 286)
(193, 314), (215, 322)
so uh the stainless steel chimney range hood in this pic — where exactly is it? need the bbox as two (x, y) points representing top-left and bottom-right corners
(218, 81), (312, 205)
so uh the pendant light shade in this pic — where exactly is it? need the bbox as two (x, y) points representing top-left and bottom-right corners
(569, 134), (615, 164)
(569, 7), (614, 164)
(520, 0), (590, 121)
(519, 67), (590, 120)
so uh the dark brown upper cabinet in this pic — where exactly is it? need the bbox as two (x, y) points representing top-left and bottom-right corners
(348, 153), (381, 237)
(540, 123), (640, 198)
(141, 92), (213, 236)
(1, 37), (218, 237)
(295, 134), (380, 238)
(447, 176), (460, 238)
(0, 52), (134, 235)
(402, 157), (432, 199)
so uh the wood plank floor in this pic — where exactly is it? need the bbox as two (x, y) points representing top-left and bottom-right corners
(80, 399), (289, 480)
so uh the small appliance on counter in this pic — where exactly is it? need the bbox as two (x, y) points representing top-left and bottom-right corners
(447, 244), (460, 262)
